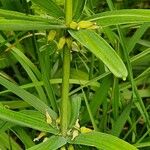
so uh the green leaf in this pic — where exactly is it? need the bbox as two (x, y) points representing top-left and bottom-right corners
(0, 106), (58, 134)
(69, 95), (81, 128)
(73, 0), (86, 20)
(0, 33), (42, 82)
(111, 78), (120, 121)
(31, 0), (64, 18)
(39, 45), (58, 112)
(82, 75), (112, 123)
(0, 119), (15, 132)
(127, 23), (150, 53)
(86, 9), (150, 27)
(12, 127), (35, 148)
(131, 48), (150, 64)
(69, 30), (128, 80)
(0, 51), (16, 68)
(0, 8), (62, 24)
(27, 136), (67, 150)
(69, 131), (138, 150)
(0, 0), (23, 11)
(11, 51), (48, 104)
(111, 102), (132, 137)
(0, 75), (57, 119)
(0, 132), (21, 150)
(135, 142), (150, 149)
(0, 78), (100, 95)
(0, 19), (66, 30)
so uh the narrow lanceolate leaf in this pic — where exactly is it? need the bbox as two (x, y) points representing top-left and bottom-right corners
(127, 23), (150, 53)
(12, 127), (35, 148)
(69, 30), (128, 80)
(31, 0), (64, 18)
(0, 75), (57, 119)
(73, 0), (86, 20)
(27, 136), (67, 150)
(0, 35), (41, 79)
(0, 120), (15, 132)
(0, 19), (66, 31)
(0, 106), (58, 134)
(0, 8), (62, 24)
(0, 132), (21, 150)
(111, 102), (132, 137)
(69, 95), (81, 128)
(0, 51), (16, 68)
(69, 131), (138, 150)
(86, 9), (150, 27)
(82, 75), (112, 123)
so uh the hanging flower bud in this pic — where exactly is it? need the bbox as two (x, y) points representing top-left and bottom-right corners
(57, 36), (66, 50)
(48, 30), (56, 41)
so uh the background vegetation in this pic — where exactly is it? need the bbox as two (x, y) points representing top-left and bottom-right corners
(0, 0), (149, 149)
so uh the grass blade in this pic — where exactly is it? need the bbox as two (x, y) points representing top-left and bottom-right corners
(39, 47), (58, 112)
(73, 0), (86, 20)
(0, 120), (15, 132)
(0, 132), (21, 150)
(11, 50), (48, 104)
(127, 23), (150, 53)
(12, 127), (35, 148)
(111, 102), (132, 137)
(0, 75), (57, 119)
(82, 75), (112, 123)
(31, 0), (64, 18)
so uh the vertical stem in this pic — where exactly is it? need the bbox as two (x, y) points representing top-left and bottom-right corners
(65, 0), (72, 25)
(61, 47), (70, 136)
(60, 0), (72, 136)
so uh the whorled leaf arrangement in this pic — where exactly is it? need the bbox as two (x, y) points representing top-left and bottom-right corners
(0, 0), (149, 149)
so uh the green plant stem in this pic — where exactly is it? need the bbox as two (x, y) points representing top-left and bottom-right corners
(60, 0), (72, 137)
(65, 0), (72, 25)
(61, 46), (71, 137)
